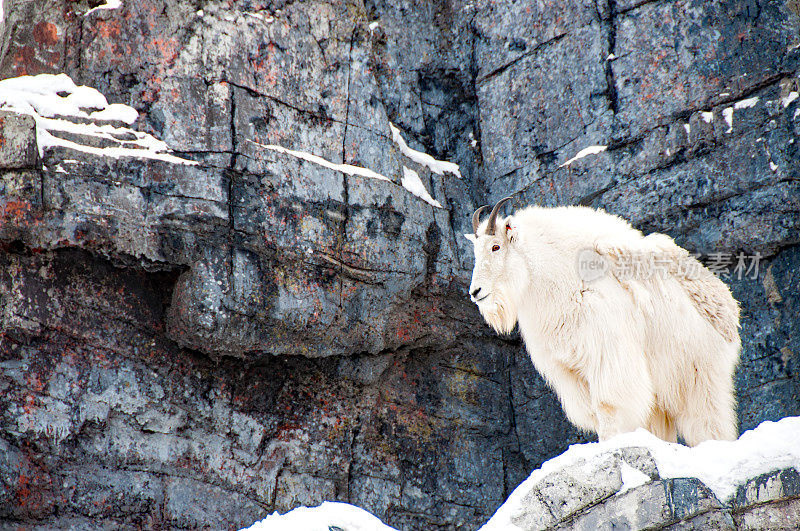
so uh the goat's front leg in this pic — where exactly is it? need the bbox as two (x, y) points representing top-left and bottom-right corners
(595, 403), (624, 441)
(590, 342), (654, 441)
(532, 354), (597, 432)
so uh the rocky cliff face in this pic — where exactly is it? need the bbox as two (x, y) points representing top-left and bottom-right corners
(0, 0), (798, 529)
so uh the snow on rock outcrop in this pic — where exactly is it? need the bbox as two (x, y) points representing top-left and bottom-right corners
(247, 139), (391, 181)
(242, 502), (398, 531)
(482, 416), (800, 530)
(0, 73), (195, 164)
(389, 123), (462, 178)
(246, 140), (445, 209)
(85, 0), (122, 16)
(559, 145), (608, 167)
(401, 166), (442, 208)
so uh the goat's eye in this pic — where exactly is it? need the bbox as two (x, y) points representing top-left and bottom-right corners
(491, 244), (500, 252)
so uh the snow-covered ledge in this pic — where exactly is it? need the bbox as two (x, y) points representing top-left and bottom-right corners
(482, 416), (800, 530)
(242, 417), (800, 530)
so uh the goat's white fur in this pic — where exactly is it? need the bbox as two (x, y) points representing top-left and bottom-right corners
(467, 205), (740, 446)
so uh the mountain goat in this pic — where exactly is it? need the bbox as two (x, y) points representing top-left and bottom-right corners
(466, 198), (741, 446)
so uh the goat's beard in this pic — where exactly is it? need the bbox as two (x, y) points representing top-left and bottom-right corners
(478, 294), (518, 335)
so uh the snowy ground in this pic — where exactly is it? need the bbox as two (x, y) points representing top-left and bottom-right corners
(242, 416), (800, 531)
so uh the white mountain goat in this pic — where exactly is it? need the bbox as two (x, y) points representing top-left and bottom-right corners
(466, 198), (741, 446)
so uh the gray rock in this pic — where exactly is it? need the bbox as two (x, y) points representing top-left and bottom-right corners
(537, 454), (623, 521)
(732, 468), (800, 510)
(563, 480), (672, 530)
(561, 477), (723, 530)
(165, 476), (268, 528)
(511, 487), (557, 531)
(734, 497), (800, 530)
(665, 510), (736, 530)
(0, 111), (38, 169)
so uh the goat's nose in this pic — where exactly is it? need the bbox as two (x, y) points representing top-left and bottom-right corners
(471, 287), (481, 298)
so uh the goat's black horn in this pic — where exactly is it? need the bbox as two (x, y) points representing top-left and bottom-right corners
(485, 197), (513, 235)
(472, 205), (489, 234)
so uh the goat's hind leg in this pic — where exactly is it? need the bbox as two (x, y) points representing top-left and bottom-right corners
(646, 406), (677, 443)
(676, 362), (738, 446)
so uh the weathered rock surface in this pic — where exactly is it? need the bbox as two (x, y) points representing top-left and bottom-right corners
(0, 0), (798, 529)
(491, 446), (800, 531)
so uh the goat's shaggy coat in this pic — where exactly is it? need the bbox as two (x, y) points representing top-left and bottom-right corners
(467, 204), (740, 446)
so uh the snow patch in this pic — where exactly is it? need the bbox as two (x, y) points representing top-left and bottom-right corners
(619, 462), (650, 493)
(89, 104), (139, 124)
(701, 111), (714, 123)
(248, 141), (446, 207)
(718, 97), (758, 135)
(783, 91), (798, 108)
(722, 107), (734, 133)
(606, 53), (617, 60)
(560, 145), (607, 167)
(683, 123), (690, 135)
(247, 140), (390, 181)
(242, 501), (398, 531)
(38, 129), (195, 164)
(0, 73), (195, 164)
(480, 416), (800, 531)
(389, 123), (461, 177)
(86, 0), (121, 16)
(402, 167), (442, 208)
(770, 161), (778, 171)
(734, 96), (759, 109)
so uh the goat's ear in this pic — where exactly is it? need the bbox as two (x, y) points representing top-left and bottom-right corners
(503, 219), (516, 244)
(464, 233), (476, 243)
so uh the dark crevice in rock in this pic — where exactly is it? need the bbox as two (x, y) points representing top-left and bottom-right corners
(603, 0), (619, 115)
(615, 0), (666, 16)
(222, 78), (388, 141)
(227, 81), (239, 296)
(423, 221), (441, 280)
(477, 32), (568, 85)
(75, 7), (86, 79)
(442, 196), (463, 268)
(338, 26), (357, 308)
(346, 422), (361, 503)
(502, 352), (519, 501)
(225, 78), (340, 124)
(467, 14), (486, 204)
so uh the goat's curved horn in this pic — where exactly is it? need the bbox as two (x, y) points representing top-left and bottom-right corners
(472, 205), (489, 234)
(485, 197), (513, 235)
